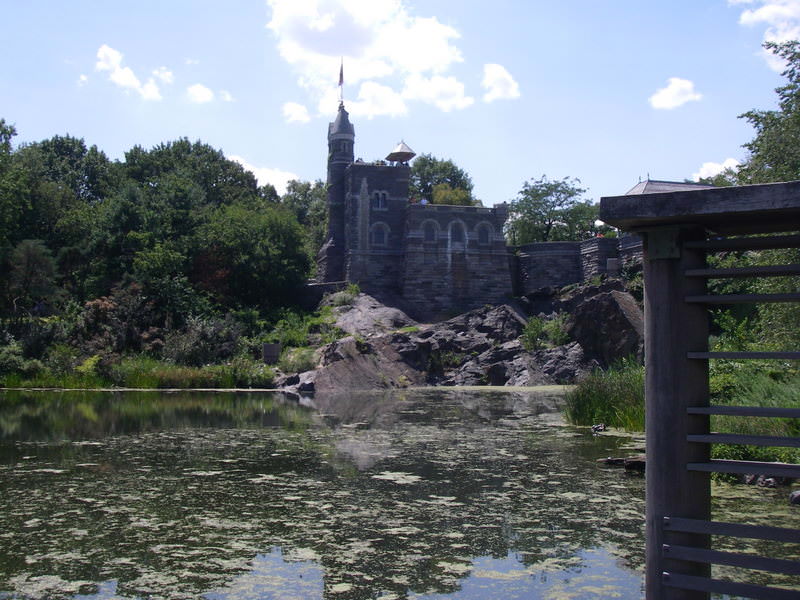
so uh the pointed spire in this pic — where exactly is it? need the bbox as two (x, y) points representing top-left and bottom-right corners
(329, 101), (354, 137)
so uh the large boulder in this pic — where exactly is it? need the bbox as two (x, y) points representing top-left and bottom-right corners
(565, 289), (643, 368)
(329, 293), (417, 338)
(311, 335), (427, 395)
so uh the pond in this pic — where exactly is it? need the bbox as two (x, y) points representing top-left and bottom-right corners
(0, 388), (795, 599)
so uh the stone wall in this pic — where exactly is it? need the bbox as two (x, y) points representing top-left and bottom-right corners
(343, 162), (411, 297)
(515, 242), (583, 294)
(619, 234), (643, 271)
(402, 203), (513, 319)
(580, 238), (620, 280)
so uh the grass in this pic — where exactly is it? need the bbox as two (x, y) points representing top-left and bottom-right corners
(565, 356), (800, 470)
(564, 357), (644, 431)
(1, 355), (276, 389)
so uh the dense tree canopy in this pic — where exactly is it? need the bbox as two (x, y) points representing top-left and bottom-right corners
(0, 126), (315, 323)
(505, 175), (608, 245)
(409, 154), (477, 205)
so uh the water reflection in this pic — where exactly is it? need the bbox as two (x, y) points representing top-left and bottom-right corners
(0, 388), (648, 599)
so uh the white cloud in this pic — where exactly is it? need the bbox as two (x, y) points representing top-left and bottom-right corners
(481, 63), (520, 103)
(220, 90), (235, 102)
(267, 0), (470, 116)
(78, 74), (88, 86)
(187, 83), (214, 103)
(283, 101), (311, 122)
(648, 77), (702, 109)
(140, 78), (162, 101)
(229, 155), (298, 195)
(185, 58), (200, 65)
(95, 44), (162, 101)
(731, 0), (800, 71)
(316, 81), (407, 119)
(692, 158), (741, 181)
(402, 73), (473, 111)
(152, 66), (174, 84)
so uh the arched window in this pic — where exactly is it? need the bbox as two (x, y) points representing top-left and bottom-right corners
(371, 223), (389, 246)
(424, 222), (436, 242)
(450, 222), (465, 243)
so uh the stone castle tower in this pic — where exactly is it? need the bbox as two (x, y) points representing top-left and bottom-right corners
(316, 102), (515, 319)
(316, 102), (354, 283)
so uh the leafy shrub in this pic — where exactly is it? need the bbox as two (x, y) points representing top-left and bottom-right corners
(0, 340), (25, 375)
(45, 343), (80, 375)
(522, 314), (569, 350)
(267, 307), (341, 349)
(521, 317), (544, 351)
(163, 315), (243, 366)
(542, 313), (569, 346)
(278, 347), (317, 374)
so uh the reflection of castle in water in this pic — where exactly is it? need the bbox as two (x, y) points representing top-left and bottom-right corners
(315, 102), (715, 319)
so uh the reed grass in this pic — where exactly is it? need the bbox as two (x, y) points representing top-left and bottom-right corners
(564, 358), (644, 430)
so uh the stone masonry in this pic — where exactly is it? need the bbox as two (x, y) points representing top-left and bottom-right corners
(316, 101), (646, 319)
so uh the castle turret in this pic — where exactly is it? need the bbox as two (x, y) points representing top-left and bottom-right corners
(317, 102), (355, 282)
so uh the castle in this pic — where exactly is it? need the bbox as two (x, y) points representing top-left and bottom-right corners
(315, 102), (706, 319)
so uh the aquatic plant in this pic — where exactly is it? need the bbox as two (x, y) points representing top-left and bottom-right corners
(564, 358), (644, 430)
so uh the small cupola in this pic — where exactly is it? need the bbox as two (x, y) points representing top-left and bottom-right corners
(386, 140), (416, 164)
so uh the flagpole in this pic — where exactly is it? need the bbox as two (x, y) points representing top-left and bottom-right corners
(338, 57), (344, 104)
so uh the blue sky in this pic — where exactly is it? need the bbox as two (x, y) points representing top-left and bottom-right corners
(1, 1), (797, 204)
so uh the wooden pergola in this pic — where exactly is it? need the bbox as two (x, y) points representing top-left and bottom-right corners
(600, 181), (800, 599)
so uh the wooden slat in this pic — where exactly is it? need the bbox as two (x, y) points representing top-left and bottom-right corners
(688, 433), (800, 448)
(685, 264), (800, 278)
(687, 459), (800, 478)
(686, 293), (800, 304)
(688, 351), (800, 360)
(684, 234), (800, 251)
(663, 544), (800, 575)
(663, 516), (800, 543)
(687, 405), (800, 418)
(663, 572), (800, 600)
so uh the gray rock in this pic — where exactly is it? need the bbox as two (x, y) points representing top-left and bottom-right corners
(566, 289), (644, 368)
(330, 293), (417, 338)
(790, 490), (800, 505)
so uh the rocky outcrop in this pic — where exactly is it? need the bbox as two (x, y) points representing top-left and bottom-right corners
(566, 289), (644, 368)
(524, 281), (645, 368)
(328, 294), (417, 338)
(282, 285), (643, 395)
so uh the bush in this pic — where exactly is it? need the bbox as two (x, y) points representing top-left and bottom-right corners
(267, 307), (341, 349)
(542, 313), (569, 346)
(162, 315), (243, 366)
(278, 347), (317, 374)
(521, 317), (544, 351)
(565, 357), (645, 430)
(0, 340), (25, 375)
(521, 313), (569, 351)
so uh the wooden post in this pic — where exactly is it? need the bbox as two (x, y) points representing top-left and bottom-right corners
(643, 226), (710, 599)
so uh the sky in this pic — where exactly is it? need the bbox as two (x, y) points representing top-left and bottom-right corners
(1, 0), (798, 205)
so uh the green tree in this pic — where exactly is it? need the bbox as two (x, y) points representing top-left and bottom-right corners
(194, 203), (309, 310)
(281, 179), (328, 261)
(506, 175), (606, 244)
(738, 41), (800, 183)
(124, 139), (258, 206)
(7, 239), (59, 314)
(0, 119), (30, 249)
(410, 154), (475, 204)
(431, 182), (478, 206)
